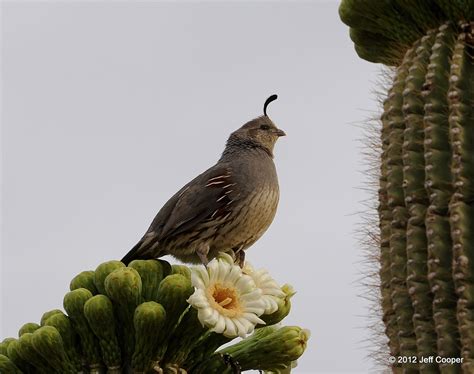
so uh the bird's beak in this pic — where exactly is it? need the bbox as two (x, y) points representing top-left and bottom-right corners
(274, 128), (286, 137)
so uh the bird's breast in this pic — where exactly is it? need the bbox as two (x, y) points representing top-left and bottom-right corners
(217, 184), (280, 249)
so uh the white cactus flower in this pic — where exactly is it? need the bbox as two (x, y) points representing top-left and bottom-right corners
(187, 253), (266, 338)
(242, 261), (285, 314)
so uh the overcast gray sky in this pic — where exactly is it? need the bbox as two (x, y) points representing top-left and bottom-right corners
(2, 1), (383, 372)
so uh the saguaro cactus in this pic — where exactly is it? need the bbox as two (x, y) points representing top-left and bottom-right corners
(340, 1), (473, 372)
(1, 255), (308, 373)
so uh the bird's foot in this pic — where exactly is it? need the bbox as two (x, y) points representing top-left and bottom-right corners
(222, 353), (241, 374)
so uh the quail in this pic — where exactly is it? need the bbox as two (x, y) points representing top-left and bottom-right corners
(121, 95), (285, 267)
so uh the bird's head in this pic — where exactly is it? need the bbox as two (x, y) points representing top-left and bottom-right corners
(225, 95), (286, 157)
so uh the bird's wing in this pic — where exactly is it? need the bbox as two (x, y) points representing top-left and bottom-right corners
(148, 164), (238, 240)
(121, 164), (238, 265)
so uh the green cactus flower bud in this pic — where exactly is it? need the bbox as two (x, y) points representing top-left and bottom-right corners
(156, 274), (193, 330)
(44, 311), (83, 372)
(94, 260), (125, 295)
(63, 288), (103, 369)
(171, 264), (191, 281)
(0, 354), (22, 374)
(6, 339), (36, 373)
(31, 326), (76, 373)
(18, 322), (40, 337)
(0, 338), (15, 356)
(153, 274), (194, 362)
(196, 326), (310, 373)
(40, 309), (63, 326)
(17, 332), (55, 373)
(128, 259), (166, 302)
(131, 301), (166, 372)
(104, 267), (142, 306)
(104, 267), (142, 362)
(70, 270), (99, 294)
(84, 294), (122, 370)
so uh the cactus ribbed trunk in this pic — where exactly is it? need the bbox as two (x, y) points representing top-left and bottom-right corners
(424, 24), (462, 374)
(382, 21), (473, 373)
(340, 1), (474, 372)
(449, 23), (474, 373)
(382, 41), (419, 372)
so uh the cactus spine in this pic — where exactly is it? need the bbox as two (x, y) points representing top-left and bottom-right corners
(340, 1), (474, 372)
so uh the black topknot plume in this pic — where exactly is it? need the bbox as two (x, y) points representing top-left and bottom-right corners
(263, 94), (278, 116)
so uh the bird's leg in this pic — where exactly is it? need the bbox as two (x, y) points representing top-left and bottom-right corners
(234, 249), (246, 268)
(196, 243), (210, 266)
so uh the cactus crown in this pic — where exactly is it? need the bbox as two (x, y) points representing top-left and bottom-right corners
(339, 0), (474, 65)
(0, 258), (308, 373)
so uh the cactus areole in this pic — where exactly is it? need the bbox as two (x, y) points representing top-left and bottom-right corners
(340, 0), (474, 372)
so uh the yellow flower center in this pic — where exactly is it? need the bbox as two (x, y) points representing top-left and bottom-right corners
(208, 283), (242, 317)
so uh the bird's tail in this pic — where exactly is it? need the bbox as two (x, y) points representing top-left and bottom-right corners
(121, 237), (156, 265)
(121, 241), (143, 265)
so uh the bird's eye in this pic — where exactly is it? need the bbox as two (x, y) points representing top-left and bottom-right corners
(260, 124), (270, 130)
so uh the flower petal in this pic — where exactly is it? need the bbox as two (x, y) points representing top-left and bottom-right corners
(213, 315), (226, 334)
(233, 318), (248, 338)
(224, 317), (237, 337)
